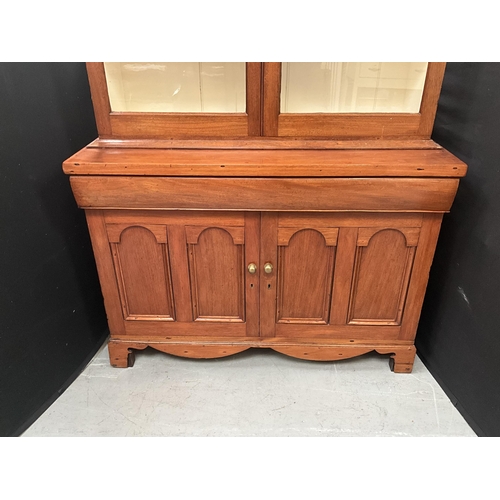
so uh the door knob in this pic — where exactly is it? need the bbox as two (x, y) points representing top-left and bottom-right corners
(264, 262), (273, 274)
(247, 263), (257, 274)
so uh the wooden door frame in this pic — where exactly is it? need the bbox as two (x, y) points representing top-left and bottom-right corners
(86, 62), (262, 140)
(262, 62), (446, 139)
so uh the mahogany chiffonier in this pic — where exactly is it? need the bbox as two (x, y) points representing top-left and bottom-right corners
(63, 62), (466, 372)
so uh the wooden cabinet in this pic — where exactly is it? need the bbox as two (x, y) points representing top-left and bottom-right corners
(63, 62), (467, 373)
(79, 204), (451, 373)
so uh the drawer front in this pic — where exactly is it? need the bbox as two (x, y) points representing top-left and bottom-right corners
(71, 176), (459, 212)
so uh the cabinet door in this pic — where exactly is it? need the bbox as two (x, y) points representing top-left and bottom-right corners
(262, 213), (426, 340)
(262, 62), (445, 138)
(260, 213), (339, 337)
(87, 63), (262, 139)
(91, 211), (260, 338)
(106, 222), (175, 322)
(346, 227), (419, 326)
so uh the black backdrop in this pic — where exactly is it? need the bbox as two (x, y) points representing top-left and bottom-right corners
(418, 62), (500, 437)
(1, 63), (499, 436)
(0, 63), (107, 436)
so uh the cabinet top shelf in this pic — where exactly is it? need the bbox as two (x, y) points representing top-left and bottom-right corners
(63, 142), (467, 178)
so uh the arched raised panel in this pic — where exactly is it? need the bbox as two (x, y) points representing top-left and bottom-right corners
(107, 223), (167, 243)
(277, 228), (336, 324)
(348, 228), (419, 325)
(110, 225), (175, 320)
(188, 227), (245, 322)
(185, 225), (245, 245)
(357, 227), (420, 247)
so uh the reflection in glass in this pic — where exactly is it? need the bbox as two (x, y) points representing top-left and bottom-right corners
(281, 63), (428, 113)
(104, 63), (246, 113)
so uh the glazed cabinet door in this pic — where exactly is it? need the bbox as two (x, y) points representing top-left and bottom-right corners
(87, 62), (262, 139)
(262, 62), (446, 138)
(261, 213), (430, 341)
(86, 210), (260, 339)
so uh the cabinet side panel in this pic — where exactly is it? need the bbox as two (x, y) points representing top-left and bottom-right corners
(85, 210), (125, 336)
(399, 213), (443, 340)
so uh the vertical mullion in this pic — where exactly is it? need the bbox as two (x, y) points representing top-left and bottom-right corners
(330, 227), (358, 325)
(262, 63), (281, 136)
(166, 225), (194, 322)
(246, 62), (263, 136)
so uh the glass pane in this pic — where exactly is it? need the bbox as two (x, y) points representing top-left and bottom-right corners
(104, 62), (246, 113)
(281, 62), (428, 113)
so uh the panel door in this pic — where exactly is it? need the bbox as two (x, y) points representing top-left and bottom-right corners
(347, 227), (419, 326)
(100, 211), (260, 338)
(106, 222), (175, 322)
(262, 213), (425, 340)
(260, 213), (339, 337)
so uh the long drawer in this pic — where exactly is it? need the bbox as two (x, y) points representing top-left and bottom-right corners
(70, 176), (459, 212)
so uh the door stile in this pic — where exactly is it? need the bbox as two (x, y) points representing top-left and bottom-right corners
(166, 225), (194, 322)
(245, 212), (261, 337)
(330, 227), (359, 324)
(259, 212), (278, 337)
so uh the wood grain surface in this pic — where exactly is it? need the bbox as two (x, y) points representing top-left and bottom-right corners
(63, 146), (467, 177)
(72, 62), (463, 374)
(71, 176), (459, 212)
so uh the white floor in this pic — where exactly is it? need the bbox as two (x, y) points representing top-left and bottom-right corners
(23, 342), (476, 437)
